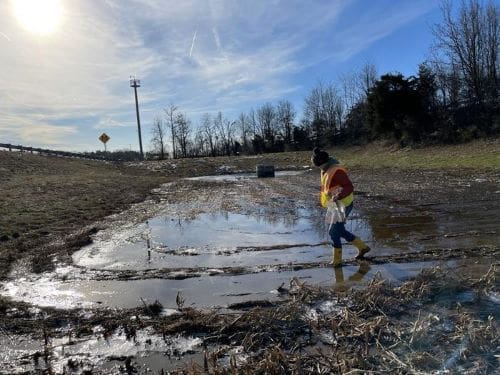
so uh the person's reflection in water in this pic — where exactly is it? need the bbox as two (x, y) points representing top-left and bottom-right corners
(334, 261), (371, 289)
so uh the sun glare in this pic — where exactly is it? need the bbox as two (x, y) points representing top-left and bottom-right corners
(12, 0), (63, 36)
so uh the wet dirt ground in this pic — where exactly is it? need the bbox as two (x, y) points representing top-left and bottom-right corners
(0, 154), (498, 373)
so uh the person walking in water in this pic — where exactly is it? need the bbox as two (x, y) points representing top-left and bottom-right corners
(311, 147), (371, 267)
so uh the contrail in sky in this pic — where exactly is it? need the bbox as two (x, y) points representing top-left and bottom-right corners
(0, 31), (11, 42)
(212, 27), (221, 50)
(189, 28), (198, 58)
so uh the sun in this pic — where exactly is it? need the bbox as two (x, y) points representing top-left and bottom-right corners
(12, 0), (63, 36)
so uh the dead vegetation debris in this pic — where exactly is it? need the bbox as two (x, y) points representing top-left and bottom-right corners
(1, 265), (497, 373)
(177, 265), (498, 374)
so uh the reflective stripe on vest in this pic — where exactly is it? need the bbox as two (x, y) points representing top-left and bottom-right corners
(320, 166), (354, 208)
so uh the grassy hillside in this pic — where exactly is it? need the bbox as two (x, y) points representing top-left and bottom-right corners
(331, 139), (500, 169)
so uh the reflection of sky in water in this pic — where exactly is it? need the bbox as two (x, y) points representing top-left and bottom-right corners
(50, 329), (201, 374)
(3, 260), (487, 310)
(5, 194), (495, 312)
(150, 211), (321, 248)
(186, 170), (306, 182)
(73, 210), (372, 271)
(0, 329), (201, 374)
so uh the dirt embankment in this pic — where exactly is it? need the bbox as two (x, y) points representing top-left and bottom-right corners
(0, 152), (170, 278)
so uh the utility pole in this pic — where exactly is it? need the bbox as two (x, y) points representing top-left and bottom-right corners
(130, 76), (144, 159)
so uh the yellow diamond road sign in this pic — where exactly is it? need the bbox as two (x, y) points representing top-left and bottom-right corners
(99, 133), (110, 144)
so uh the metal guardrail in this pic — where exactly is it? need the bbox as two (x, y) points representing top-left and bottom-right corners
(0, 143), (116, 161)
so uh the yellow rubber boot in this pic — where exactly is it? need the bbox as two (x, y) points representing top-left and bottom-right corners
(334, 266), (345, 283)
(351, 237), (371, 259)
(334, 265), (347, 291)
(332, 247), (342, 267)
(348, 261), (370, 282)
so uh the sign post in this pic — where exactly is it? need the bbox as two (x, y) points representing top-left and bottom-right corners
(99, 133), (110, 152)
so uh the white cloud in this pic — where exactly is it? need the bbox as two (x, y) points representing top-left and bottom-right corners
(17, 123), (78, 145)
(94, 117), (133, 130)
(0, 111), (77, 145)
(0, 0), (436, 151)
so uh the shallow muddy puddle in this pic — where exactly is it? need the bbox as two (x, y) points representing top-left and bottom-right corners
(2, 259), (484, 309)
(0, 335), (43, 374)
(0, 328), (203, 374)
(365, 199), (499, 254)
(186, 170), (306, 182)
(2, 264), (497, 375)
(72, 210), (337, 271)
(0, 205), (374, 310)
(2, 191), (497, 311)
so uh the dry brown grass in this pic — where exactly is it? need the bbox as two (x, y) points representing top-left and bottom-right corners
(2, 265), (496, 373)
(0, 151), (172, 278)
(170, 265), (499, 374)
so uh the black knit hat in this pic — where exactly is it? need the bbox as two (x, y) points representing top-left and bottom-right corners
(311, 147), (330, 166)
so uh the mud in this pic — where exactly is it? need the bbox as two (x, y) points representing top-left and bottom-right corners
(0, 158), (498, 373)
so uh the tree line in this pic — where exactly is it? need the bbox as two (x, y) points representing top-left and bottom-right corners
(145, 0), (498, 160)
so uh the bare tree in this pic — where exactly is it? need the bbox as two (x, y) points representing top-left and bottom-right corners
(164, 104), (178, 159)
(237, 112), (251, 152)
(150, 116), (167, 159)
(200, 113), (216, 157)
(193, 129), (206, 157)
(322, 84), (341, 136)
(257, 103), (276, 147)
(340, 71), (360, 113)
(276, 100), (295, 145)
(358, 62), (378, 99)
(213, 111), (235, 156)
(174, 112), (191, 158)
(340, 62), (377, 114)
(212, 112), (223, 156)
(433, 0), (499, 105)
(248, 108), (257, 138)
(484, 1), (499, 102)
(430, 57), (463, 109)
(303, 82), (342, 144)
(334, 98), (344, 133)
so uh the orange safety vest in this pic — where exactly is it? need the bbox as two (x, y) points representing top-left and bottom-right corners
(320, 166), (354, 208)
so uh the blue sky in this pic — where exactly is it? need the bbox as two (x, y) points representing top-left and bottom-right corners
(0, 0), (443, 152)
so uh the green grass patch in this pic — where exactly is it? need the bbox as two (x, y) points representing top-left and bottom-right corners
(326, 139), (500, 169)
